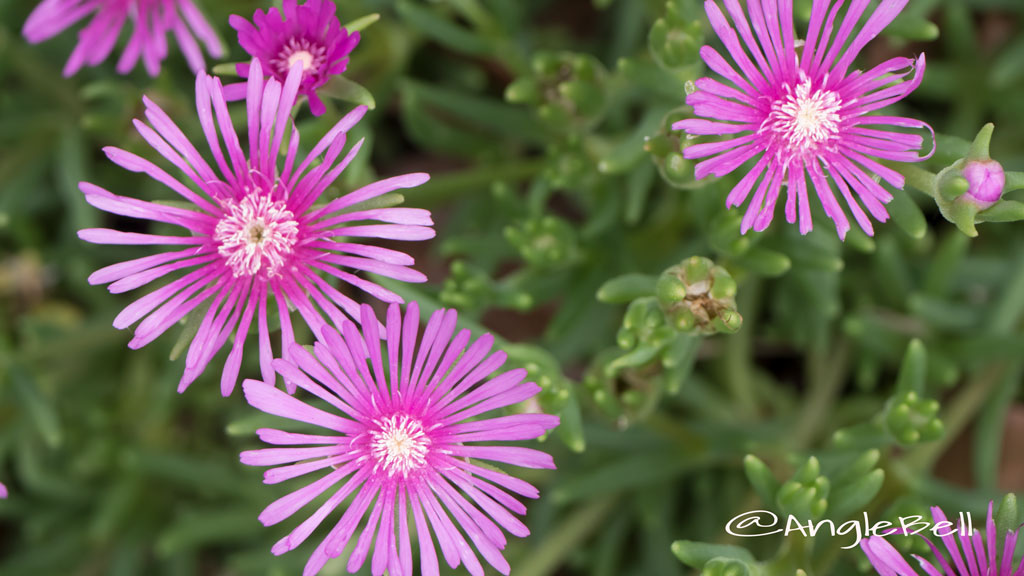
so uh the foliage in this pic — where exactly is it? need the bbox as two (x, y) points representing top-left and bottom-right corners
(1, 0), (1024, 575)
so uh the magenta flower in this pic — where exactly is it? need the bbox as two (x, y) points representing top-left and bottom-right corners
(228, 0), (360, 116)
(22, 0), (224, 77)
(675, 0), (934, 239)
(861, 502), (1024, 575)
(241, 302), (559, 576)
(79, 60), (434, 396)
(0, 482), (6, 499)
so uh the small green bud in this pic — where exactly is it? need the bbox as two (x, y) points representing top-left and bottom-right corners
(655, 257), (742, 335)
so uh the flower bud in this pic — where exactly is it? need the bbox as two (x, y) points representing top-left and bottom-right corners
(962, 158), (1005, 210)
(656, 257), (741, 335)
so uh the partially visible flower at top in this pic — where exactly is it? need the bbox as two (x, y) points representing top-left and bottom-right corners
(241, 302), (559, 576)
(229, 0), (360, 116)
(861, 502), (1024, 575)
(962, 159), (1006, 210)
(78, 60), (434, 396)
(22, 0), (224, 77)
(675, 0), (934, 239)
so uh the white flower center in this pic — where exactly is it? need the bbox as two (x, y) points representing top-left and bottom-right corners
(764, 75), (842, 156)
(287, 50), (315, 71)
(214, 194), (299, 278)
(271, 37), (327, 77)
(370, 414), (430, 478)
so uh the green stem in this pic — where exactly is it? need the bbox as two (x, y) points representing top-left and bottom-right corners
(722, 279), (761, 419)
(792, 338), (851, 450)
(891, 163), (939, 198)
(515, 497), (618, 576)
(410, 159), (544, 206)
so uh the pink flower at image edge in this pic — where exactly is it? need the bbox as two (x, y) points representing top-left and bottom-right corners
(242, 302), (560, 576)
(78, 60), (435, 396)
(22, 0), (224, 76)
(861, 502), (1024, 575)
(229, 0), (360, 116)
(675, 0), (934, 239)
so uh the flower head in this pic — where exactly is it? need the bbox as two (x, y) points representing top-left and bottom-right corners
(0, 482), (6, 499)
(230, 0), (360, 116)
(22, 0), (224, 77)
(241, 302), (560, 576)
(675, 0), (934, 239)
(78, 60), (435, 396)
(861, 502), (1024, 575)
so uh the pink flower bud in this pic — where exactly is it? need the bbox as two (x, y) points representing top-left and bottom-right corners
(963, 159), (1005, 210)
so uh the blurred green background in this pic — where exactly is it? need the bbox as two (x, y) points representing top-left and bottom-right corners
(2, 0), (1024, 575)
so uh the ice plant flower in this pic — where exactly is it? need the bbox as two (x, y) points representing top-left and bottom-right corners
(861, 502), (1024, 575)
(241, 302), (560, 576)
(675, 0), (934, 239)
(78, 60), (434, 396)
(22, 0), (224, 77)
(229, 0), (360, 116)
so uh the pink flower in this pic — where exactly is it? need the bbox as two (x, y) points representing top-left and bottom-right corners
(675, 0), (934, 239)
(0, 483), (6, 499)
(861, 502), (1024, 575)
(229, 0), (360, 116)
(79, 60), (435, 396)
(241, 302), (560, 576)
(22, 0), (224, 77)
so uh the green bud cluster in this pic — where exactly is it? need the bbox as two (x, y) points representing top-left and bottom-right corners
(648, 0), (704, 70)
(776, 457), (830, 521)
(656, 256), (742, 334)
(505, 51), (608, 128)
(645, 108), (697, 188)
(883, 390), (943, 445)
(505, 215), (580, 269)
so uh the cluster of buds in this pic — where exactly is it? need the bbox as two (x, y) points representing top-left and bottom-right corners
(884, 390), (943, 445)
(656, 256), (742, 334)
(648, 0), (704, 70)
(505, 51), (608, 129)
(645, 108), (698, 188)
(505, 214), (580, 269)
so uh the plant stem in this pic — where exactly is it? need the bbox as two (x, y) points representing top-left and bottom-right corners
(723, 279), (761, 419)
(515, 496), (618, 576)
(792, 338), (851, 450)
(410, 159), (545, 206)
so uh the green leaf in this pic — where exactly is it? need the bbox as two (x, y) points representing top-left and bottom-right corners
(888, 190), (929, 239)
(11, 363), (62, 449)
(211, 62), (240, 76)
(556, 388), (586, 453)
(828, 469), (884, 519)
(895, 339), (927, 395)
(996, 493), (1019, 539)
(343, 13), (380, 33)
(743, 455), (779, 508)
(671, 541), (756, 568)
(322, 75), (376, 110)
(396, 0), (490, 56)
(596, 273), (657, 303)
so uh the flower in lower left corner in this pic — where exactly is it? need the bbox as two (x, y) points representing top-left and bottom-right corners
(79, 60), (435, 396)
(241, 302), (559, 576)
